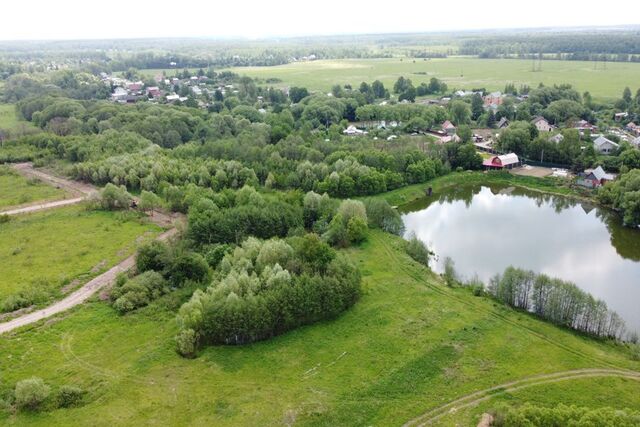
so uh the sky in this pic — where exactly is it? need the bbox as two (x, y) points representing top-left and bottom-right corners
(1, 0), (639, 41)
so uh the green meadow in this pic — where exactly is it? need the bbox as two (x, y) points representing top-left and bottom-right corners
(1, 229), (637, 426)
(0, 166), (67, 209)
(223, 57), (640, 99)
(0, 103), (35, 132)
(0, 205), (161, 304)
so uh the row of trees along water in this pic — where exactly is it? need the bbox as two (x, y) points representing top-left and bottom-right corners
(488, 267), (626, 339)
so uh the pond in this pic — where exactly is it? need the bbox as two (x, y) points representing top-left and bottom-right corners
(401, 184), (640, 334)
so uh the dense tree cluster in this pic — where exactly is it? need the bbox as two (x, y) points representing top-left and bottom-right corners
(488, 267), (626, 339)
(598, 169), (640, 227)
(175, 234), (361, 354)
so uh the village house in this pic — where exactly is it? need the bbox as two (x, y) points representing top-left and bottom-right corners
(496, 117), (509, 129)
(631, 136), (640, 148)
(126, 81), (143, 92)
(482, 153), (520, 170)
(574, 119), (597, 136)
(531, 116), (553, 132)
(483, 91), (503, 110)
(111, 86), (128, 102)
(578, 166), (615, 188)
(146, 86), (162, 98)
(442, 120), (456, 136)
(625, 122), (640, 136)
(593, 135), (619, 155)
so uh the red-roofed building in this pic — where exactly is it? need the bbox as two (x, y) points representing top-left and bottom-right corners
(482, 153), (520, 170)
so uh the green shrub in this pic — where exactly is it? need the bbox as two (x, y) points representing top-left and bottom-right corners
(175, 328), (198, 358)
(364, 199), (404, 235)
(346, 216), (368, 243)
(91, 183), (132, 211)
(135, 240), (171, 273)
(15, 377), (50, 411)
(111, 271), (168, 313)
(56, 385), (83, 408)
(168, 252), (211, 286)
(443, 257), (458, 287)
(0, 214), (11, 224)
(405, 234), (432, 267)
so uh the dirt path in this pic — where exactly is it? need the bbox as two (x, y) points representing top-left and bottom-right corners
(0, 197), (86, 216)
(0, 228), (178, 335)
(12, 162), (96, 196)
(403, 368), (640, 426)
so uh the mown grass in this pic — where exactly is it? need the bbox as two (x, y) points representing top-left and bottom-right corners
(0, 205), (161, 304)
(221, 57), (640, 99)
(0, 230), (637, 426)
(0, 166), (67, 209)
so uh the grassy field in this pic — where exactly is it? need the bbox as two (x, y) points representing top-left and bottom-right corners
(219, 57), (640, 99)
(0, 205), (161, 304)
(0, 104), (35, 132)
(0, 229), (637, 426)
(0, 166), (67, 209)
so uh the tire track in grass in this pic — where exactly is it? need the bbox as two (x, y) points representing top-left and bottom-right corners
(403, 368), (640, 426)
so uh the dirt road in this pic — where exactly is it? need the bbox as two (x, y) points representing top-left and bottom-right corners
(0, 197), (86, 216)
(0, 228), (178, 335)
(12, 162), (96, 196)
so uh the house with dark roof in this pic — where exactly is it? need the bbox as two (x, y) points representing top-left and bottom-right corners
(578, 166), (615, 188)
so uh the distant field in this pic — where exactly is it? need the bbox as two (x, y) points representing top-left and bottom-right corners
(0, 205), (161, 303)
(0, 103), (36, 132)
(223, 57), (640, 99)
(1, 229), (637, 426)
(0, 166), (66, 209)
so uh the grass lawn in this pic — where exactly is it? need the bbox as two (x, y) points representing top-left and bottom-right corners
(0, 205), (162, 305)
(0, 230), (637, 426)
(220, 57), (640, 99)
(0, 166), (67, 209)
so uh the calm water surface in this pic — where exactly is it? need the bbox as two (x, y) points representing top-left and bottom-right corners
(401, 185), (640, 333)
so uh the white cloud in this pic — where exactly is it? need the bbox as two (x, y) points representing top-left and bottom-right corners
(1, 0), (639, 41)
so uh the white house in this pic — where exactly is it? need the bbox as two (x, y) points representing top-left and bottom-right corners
(631, 136), (640, 148)
(531, 116), (553, 132)
(111, 87), (128, 102)
(593, 135), (619, 155)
